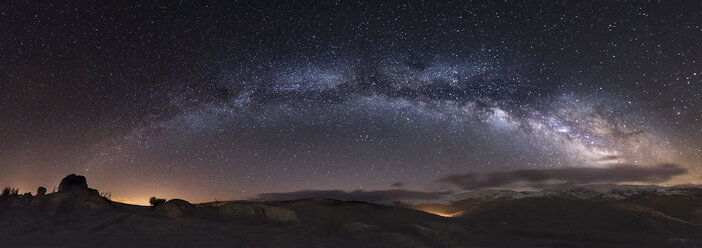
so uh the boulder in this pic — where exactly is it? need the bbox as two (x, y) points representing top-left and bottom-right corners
(668, 238), (687, 247)
(75, 195), (110, 211)
(58, 174), (99, 197)
(59, 174), (87, 191)
(156, 199), (193, 218)
(343, 222), (378, 232)
(37, 187), (46, 196)
(168, 199), (192, 211)
(46, 192), (77, 215)
(18, 193), (33, 205)
(262, 206), (298, 222)
(219, 202), (259, 219)
(157, 203), (182, 218)
(6, 196), (22, 208)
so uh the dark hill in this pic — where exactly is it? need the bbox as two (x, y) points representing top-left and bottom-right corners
(1, 175), (700, 247)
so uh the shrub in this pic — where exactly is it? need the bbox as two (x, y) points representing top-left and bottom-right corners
(150, 196), (166, 206)
(101, 191), (112, 200)
(1, 187), (19, 197)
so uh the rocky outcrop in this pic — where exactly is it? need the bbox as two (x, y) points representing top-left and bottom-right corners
(219, 202), (259, 219)
(155, 199), (193, 218)
(218, 202), (299, 223)
(42, 174), (110, 214)
(343, 222), (379, 232)
(46, 192), (77, 215)
(75, 195), (110, 211)
(262, 206), (298, 222)
(36, 187), (46, 196)
(216, 202), (299, 223)
(58, 174), (99, 197)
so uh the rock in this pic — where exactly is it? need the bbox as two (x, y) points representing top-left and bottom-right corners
(668, 238), (687, 247)
(156, 199), (193, 218)
(19, 193), (33, 205)
(29, 196), (47, 208)
(46, 192), (77, 215)
(694, 209), (702, 218)
(343, 222), (378, 232)
(156, 202), (182, 218)
(168, 199), (192, 211)
(262, 206), (297, 222)
(75, 195), (110, 211)
(219, 202), (259, 219)
(7, 197), (21, 208)
(59, 174), (87, 191)
(58, 174), (99, 197)
(37, 187), (46, 196)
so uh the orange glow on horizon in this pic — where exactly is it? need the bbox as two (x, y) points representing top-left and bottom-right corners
(111, 197), (151, 206)
(420, 209), (465, 218)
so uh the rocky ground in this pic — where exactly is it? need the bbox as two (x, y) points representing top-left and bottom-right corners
(0, 175), (700, 247)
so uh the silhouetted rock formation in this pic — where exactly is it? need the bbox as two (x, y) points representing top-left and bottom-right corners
(46, 191), (77, 215)
(58, 174), (99, 197)
(262, 206), (298, 222)
(36, 187), (46, 196)
(1, 174), (701, 247)
(41, 174), (111, 215)
(216, 202), (299, 223)
(219, 202), (258, 220)
(75, 195), (110, 211)
(156, 199), (193, 218)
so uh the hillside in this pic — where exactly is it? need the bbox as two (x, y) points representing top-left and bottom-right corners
(1, 175), (700, 247)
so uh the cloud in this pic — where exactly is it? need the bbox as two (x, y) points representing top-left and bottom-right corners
(437, 163), (687, 190)
(597, 155), (620, 161)
(253, 189), (453, 202)
(391, 182), (405, 187)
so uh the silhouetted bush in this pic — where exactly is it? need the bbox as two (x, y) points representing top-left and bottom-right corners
(101, 191), (112, 200)
(1, 187), (19, 197)
(150, 196), (166, 206)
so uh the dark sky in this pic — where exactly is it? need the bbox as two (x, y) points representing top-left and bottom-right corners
(1, 1), (701, 204)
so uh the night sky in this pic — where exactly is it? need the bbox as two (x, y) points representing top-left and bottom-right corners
(1, 1), (701, 205)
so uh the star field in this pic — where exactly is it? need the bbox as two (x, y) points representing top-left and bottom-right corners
(1, 1), (701, 203)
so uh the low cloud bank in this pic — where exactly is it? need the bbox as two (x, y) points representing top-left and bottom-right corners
(438, 163), (687, 190)
(254, 189), (453, 202)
